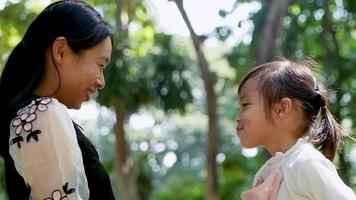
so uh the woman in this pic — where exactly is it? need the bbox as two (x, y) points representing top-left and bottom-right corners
(0, 1), (116, 199)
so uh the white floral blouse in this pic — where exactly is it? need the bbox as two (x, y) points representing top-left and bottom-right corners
(9, 97), (89, 200)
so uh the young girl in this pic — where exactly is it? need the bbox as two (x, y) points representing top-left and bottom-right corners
(0, 1), (115, 199)
(236, 60), (355, 200)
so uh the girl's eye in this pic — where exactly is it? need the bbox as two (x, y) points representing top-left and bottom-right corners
(242, 103), (249, 107)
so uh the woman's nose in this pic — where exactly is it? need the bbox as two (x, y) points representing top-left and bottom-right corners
(96, 74), (105, 90)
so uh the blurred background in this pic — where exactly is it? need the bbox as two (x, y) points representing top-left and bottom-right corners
(0, 0), (355, 199)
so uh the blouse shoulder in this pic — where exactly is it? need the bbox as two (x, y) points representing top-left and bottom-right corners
(9, 97), (71, 149)
(285, 142), (333, 169)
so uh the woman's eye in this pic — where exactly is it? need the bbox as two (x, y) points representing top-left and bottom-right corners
(97, 63), (106, 71)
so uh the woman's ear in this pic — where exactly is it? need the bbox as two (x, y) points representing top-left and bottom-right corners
(275, 97), (293, 118)
(51, 36), (67, 65)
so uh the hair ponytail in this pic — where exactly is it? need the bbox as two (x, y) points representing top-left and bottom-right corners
(310, 93), (342, 161)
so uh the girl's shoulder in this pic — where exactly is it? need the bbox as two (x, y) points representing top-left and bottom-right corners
(284, 141), (335, 173)
(283, 142), (355, 199)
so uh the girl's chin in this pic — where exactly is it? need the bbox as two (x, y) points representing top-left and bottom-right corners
(239, 140), (257, 149)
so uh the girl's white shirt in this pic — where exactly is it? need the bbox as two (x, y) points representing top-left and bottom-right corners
(9, 98), (89, 200)
(253, 138), (356, 200)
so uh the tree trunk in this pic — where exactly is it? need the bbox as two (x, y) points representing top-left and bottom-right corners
(256, 0), (294, 64)
(113, 1), (140, 199)
(113, 97), (140, 200)
(173, 1), (219, 200)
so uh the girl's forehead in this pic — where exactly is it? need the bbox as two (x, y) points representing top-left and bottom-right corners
(238, 78), (264, 103)
(239, 84), (255, 100)
(240, 78), (258, 92)
(238, 85), (248, 99)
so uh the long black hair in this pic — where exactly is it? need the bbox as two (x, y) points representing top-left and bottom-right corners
(238, 60), (343, 161)
(0, 0), (113, 157)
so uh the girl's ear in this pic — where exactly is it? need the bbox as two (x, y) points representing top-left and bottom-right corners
(275, 97), (293, 118)
(51, 36), (67, 65)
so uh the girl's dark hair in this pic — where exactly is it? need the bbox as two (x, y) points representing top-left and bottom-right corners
(0, 0), (113, 157)
(238, 60), (343, 161)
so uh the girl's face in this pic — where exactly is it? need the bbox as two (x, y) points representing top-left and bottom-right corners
(57, 37), (112, 109)
(236, 78), (276, 149)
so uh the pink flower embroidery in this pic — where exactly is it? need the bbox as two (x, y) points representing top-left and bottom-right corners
(10, 97), (52, 148)
(44, 190), (69, 200)
(28, 97), (52, 113)
(12, 97), (51, 134)
(12, 112), (36, 134)
(41, 182), (75, 200)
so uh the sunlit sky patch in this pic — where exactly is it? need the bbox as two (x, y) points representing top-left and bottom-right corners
(147, 0), (261, 46)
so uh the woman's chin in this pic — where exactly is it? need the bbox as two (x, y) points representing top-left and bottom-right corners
(67, 101), (83, 110)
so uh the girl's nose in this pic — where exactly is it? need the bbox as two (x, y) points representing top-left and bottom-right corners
(235, 114), (241, 124)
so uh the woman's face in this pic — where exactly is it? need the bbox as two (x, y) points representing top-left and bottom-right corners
(57, 37), (112, 109)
